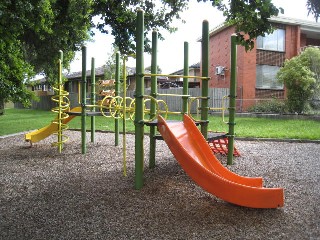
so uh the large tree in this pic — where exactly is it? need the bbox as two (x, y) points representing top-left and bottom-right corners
(0, 0), (93, 108)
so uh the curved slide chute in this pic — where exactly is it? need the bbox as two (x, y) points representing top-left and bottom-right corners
(25, 107), (82, 143)
(157, 114), (284, 208)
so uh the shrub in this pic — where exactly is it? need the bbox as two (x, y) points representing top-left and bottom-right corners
(247, 99), (287, 113)
(277, 47), (320, 113)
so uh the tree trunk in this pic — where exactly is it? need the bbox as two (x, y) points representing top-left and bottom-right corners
(0, 98), (4, 115)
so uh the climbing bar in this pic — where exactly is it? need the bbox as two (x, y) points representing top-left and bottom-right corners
(51, 54), (70, 153)
(189, 96), (210, 100)
(121, 97), (135, 120)
(108, 96), (123, 119)
(97, 95), (135, 120)
(159, 110), (183, 115)
(140, 95), (162, 122)
(208, 95), (228, 124)
(86, 104), (106, 108)
(144, 73), (210, 80)
(157, 93), (191, 97)
(190, 96), (209, 99)
(187, 97), (201, 121)
(156, 99), (168, 119)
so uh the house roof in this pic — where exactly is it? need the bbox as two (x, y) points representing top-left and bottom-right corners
(65, 65), (106, 80)
(169, 63), (200, 75)
(31, 65), (136, 83)
(269, 16), (320, 39)
(199, 16), (320, 40)
(65, 65), (136, 81)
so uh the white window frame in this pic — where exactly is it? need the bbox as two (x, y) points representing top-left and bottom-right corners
(256, 64), (284, 90)
(257, 29), (285, 52)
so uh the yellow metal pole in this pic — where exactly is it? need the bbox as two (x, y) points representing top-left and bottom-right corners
(78, 82), (81, 104)
(58, 58), (63, 153)
(122, 57), (127, 177)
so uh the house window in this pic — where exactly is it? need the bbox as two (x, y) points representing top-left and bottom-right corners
(257, 29), (285, 52)
(256, 65), (283, 89)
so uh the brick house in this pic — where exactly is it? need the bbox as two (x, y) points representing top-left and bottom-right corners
(205, 16), (320, 111)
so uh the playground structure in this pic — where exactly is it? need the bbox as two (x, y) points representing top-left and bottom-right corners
(25, 9), (284, 208)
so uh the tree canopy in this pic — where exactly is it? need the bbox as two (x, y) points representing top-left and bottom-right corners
(307, 0), (320, 22)
(0, 0), (93, 106)
(0, 0), (187, 107)
(205, 0), (282, 50)
(0, 0), (319, 108)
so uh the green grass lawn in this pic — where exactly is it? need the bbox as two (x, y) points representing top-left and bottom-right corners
(1, 108), (319, 140)
(232, 117), (320, 140)
(0, 109), (56, 136)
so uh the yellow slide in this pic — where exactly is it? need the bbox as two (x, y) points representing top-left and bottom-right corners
(25, 107), (82, 144)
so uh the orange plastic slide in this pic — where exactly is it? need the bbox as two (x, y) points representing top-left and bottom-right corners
(157, 114), (284, 208)
(25, 106), (82, 143)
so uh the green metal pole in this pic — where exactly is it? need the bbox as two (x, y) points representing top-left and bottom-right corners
(135, 9), (145, 189)
(81, 46), (87, 154)
(183, 42), (189, 116)
(201, 20), (209, 139)
(227, 34), (237, 165)
(91, 57), (96, 143)
(149, 29), (158, 169)
(115, 52), (120, 146)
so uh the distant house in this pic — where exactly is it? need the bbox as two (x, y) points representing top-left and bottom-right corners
(64, 65), (109, 94)
(168, 63), (201, 88)
(66, 65), (174, 92)
(25, 66), (111, 109)
(126, 69), (168, 90)
(28, 77), (54, 96)
(201, 16), (320, 111)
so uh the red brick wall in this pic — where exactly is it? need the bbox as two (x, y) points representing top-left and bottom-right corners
(300, 33), (307, 47)
(208, 26), (235, 89)
(285, 25), (299, 59)
(207, 26), (257, 111)
(256, 50), (285, 66)
(255, 89), (285, 99)
(237, 44), (257, 111)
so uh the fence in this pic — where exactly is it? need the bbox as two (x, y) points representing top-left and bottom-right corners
(14, 95), (56, 110)
(96, 88), (230, 114)
(14, 88), (230, 114)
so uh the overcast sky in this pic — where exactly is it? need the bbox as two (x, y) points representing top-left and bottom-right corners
(69, 0), (316, 74)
